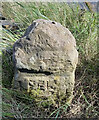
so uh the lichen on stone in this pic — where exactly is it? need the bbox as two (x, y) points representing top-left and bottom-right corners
(13, 19), (78, 106)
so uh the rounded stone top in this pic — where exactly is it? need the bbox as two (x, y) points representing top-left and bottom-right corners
(33, 19), (76, 49)
(13, 19), (78, 73)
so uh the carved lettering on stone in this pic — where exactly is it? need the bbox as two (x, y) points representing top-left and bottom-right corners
(13, 19), (78, 103)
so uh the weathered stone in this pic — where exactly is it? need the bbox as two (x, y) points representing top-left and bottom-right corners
(13, 19), (78, 104)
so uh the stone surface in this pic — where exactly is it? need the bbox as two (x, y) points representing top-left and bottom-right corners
(13, 19), (78, 104)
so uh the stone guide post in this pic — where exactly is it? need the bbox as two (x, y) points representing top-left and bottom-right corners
(13, 19), (78, 104)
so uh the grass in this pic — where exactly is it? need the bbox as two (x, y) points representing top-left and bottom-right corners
(1, 2), (99, 119)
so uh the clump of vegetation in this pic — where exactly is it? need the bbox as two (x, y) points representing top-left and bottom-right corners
(1, 2), (98, 119)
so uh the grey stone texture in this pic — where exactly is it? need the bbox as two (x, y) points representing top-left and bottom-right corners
(13, 19), (78, 103)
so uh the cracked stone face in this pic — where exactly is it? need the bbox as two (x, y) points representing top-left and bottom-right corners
(13, 19), (78, 103)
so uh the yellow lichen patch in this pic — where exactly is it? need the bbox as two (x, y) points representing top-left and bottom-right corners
(54, 76), (60, 80)
(29, 89), (42, 98)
